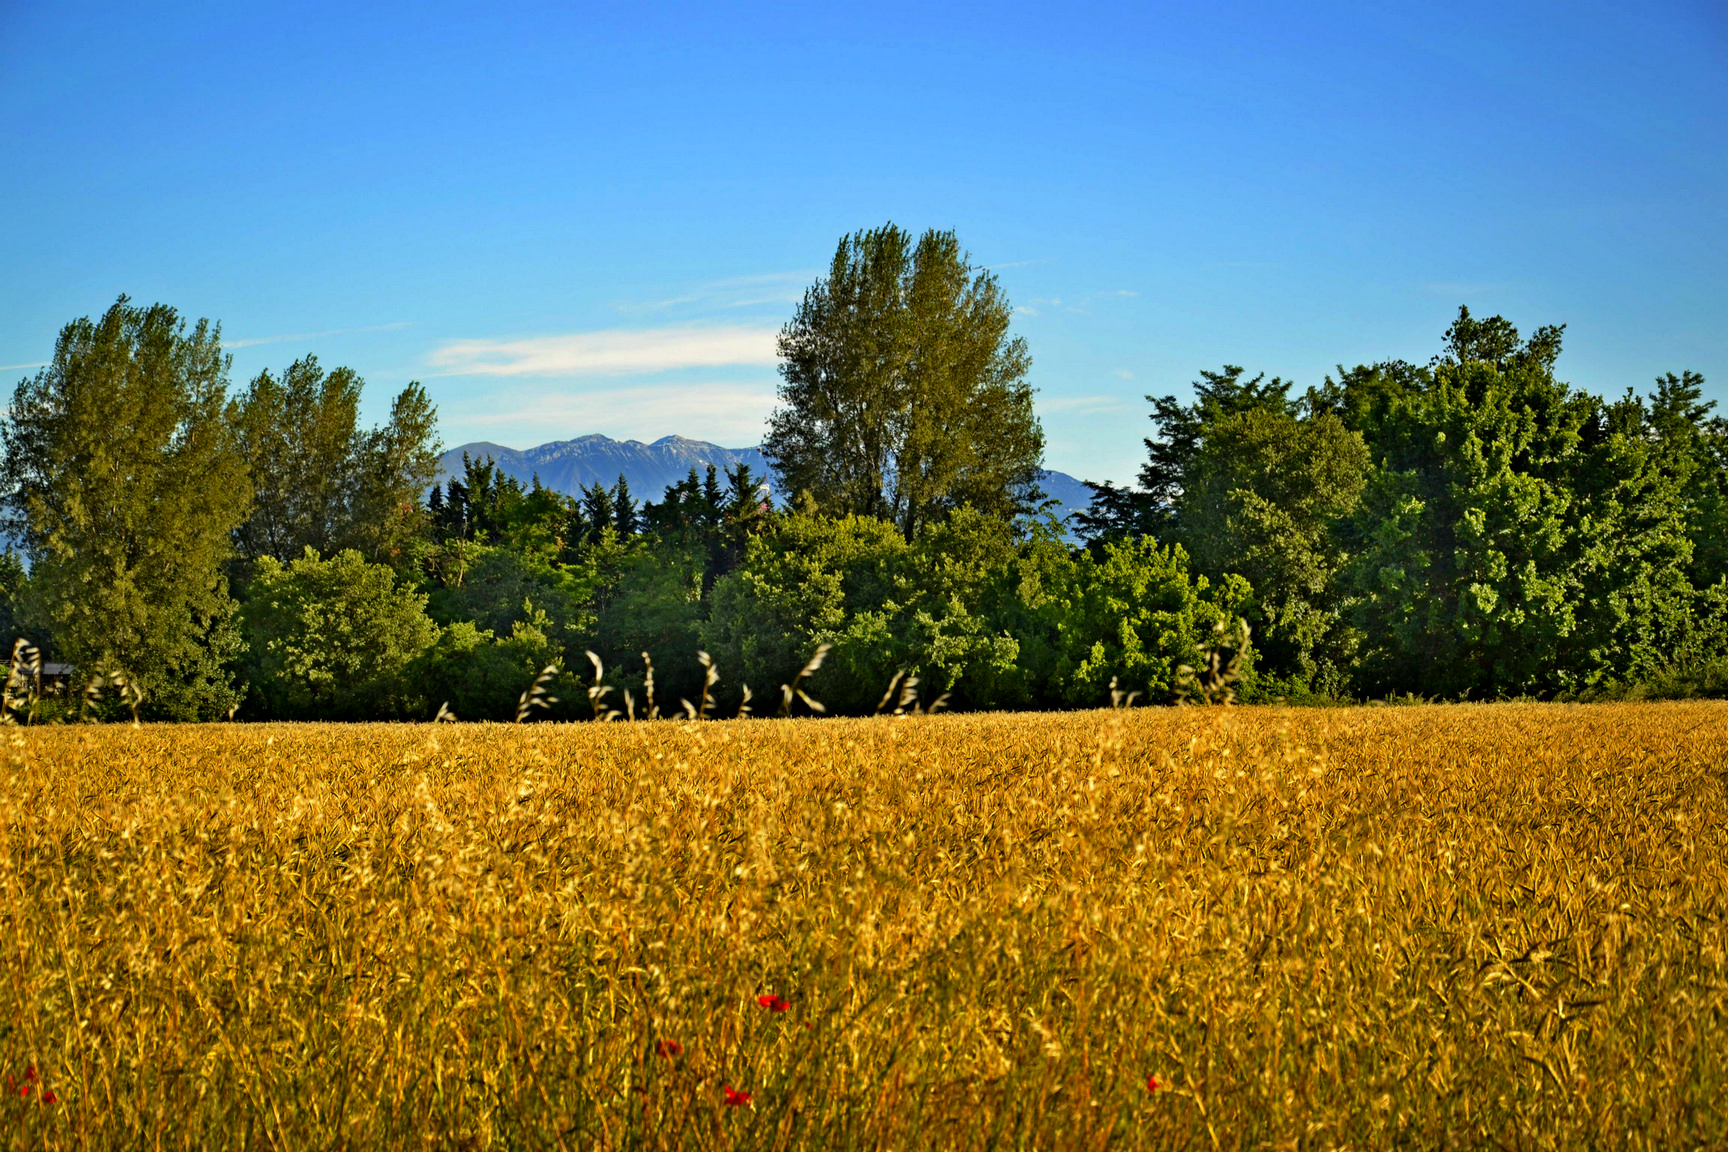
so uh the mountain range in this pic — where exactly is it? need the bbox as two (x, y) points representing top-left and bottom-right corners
(438, 435), (1094, 529)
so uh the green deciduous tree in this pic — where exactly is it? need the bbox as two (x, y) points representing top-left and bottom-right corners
(351, 380), (441, 564)
(0, 550), (37, 659)
(765, 224), (1044, 538)
(1079, 308), (1726, 701)
(421, 544), (592, 661)
(592, 540), (709, 707)
(1172, 397), (1369, 695)
(414, 616), (565, 722)
(0, 297), (252, 718)
(702, 512), (913, 714)
(1078, 366), (1369, 694)
(1338, 311), (1720, 697)
(702, 509), (1029, 714)
(1140, 368), (1304, 528)
(1022, 535), (1257, 708)
(703, 505), (1251, 713)
(1641, 369), (1728, 589)
(1075, 366), (1303, 542)
(233, 356), (362, 563)
(239, 547), (439, 719)
(234, 357), (440, 565)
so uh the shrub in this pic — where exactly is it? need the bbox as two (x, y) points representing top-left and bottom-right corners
(705, 509), (1255, 712)
(239, 548), (438, 719)
(414, 614), (565, 722)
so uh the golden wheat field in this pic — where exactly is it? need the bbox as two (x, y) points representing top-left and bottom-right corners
(1, 703), (1725, 1150)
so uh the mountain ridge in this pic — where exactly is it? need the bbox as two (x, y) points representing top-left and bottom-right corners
(437, 435), (1092, 529)
(438, 435), (772, 500)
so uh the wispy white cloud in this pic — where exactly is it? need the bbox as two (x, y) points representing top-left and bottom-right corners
(1113, 369), (1135, 380)
(1014, 306), (1039, 317)
(988, 258), (1055, 270)
(225, 321), (413, 350)
(428, 326), (780, 377)
(620, 271), (817, 315)
(444, 381), (777, 447)
(1040, 394), (1133, 415)
(1017, 289), (1137, 318)
(0, 362), (47, 372)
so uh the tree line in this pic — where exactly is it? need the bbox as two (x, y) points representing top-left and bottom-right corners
(1079, 309), (1728, 699)
(2, 227), (1721, 720)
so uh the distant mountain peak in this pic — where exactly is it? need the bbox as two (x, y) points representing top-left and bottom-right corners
(437, 433), (1091, 536)
(439, 434), (770, 500)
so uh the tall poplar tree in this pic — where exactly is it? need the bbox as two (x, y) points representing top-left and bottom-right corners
(349, 381), (441, 563)
(233, 358), (440, 565)
(0, 297), (252, 717)
(233, 356), (362, 562)
(765, 224), (1044, 537)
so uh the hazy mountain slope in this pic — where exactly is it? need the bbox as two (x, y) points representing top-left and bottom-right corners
(439, 435), (1093, 531)
(1031, 470), (1094, 526)
(439, 435), (770, 500)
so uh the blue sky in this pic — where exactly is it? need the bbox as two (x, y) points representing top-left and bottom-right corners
(2, 0), (1724, 486)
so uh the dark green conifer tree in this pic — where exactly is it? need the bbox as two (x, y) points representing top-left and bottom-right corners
(613, 475), (638, 536)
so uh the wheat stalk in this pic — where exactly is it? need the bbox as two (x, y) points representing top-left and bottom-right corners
(515, 665), (562, 723)
(584, 651), (618, 721)
(779, 641), (831, 716)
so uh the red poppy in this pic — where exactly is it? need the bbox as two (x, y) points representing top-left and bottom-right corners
(24, 1067), (36, 1083)
(40, 1089), (57, 1105)
(756, 994), (789, 1012)
(1146, 1074), (1162, 1093)
(19, 1084), (30, 1099)
(722, 1084), (753, 1107)
(655, 1040), (684, 1058)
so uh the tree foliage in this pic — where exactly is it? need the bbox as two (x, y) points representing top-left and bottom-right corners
(1332, 322), (1721, 697)
(239, 548), (439, 720)
(415, 617), (564, 722)
(1167, 382), (1369, 694)
(1081, 306), (1727, 700)
(703, 507), (1251, 714)
(235, 357), (440, 565)
(9, 282), (1724, 719)
(233, 356), (362, 563)
(765, 224), (1044, 538)
(0, 297), (251, 718)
